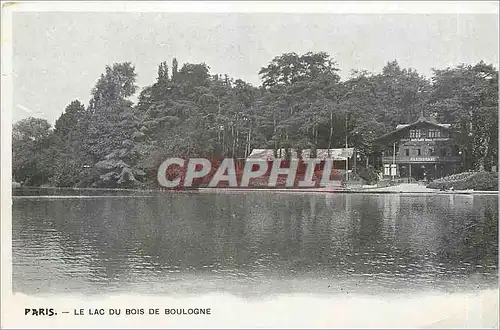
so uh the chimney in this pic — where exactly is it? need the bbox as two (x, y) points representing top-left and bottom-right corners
(429, 112), (438, 124)
(417, 109), (426, 122)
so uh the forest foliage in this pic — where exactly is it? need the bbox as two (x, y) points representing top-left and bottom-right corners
(12, 52), (499, 188)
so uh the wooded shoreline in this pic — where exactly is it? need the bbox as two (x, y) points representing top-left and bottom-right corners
(13, 53), (498, 190)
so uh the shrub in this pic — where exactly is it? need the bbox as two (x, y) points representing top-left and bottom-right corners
(427, 172), (498, 191)
(357, 166), (379, 185)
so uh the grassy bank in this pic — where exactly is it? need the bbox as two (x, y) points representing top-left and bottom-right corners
(427, 171), (498, 191)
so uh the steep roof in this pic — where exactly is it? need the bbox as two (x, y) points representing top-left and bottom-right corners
(395, 123), (451, 130)
(376, 116), (451, 141)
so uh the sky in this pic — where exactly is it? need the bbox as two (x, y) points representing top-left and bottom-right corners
(12, 11), (499, 125)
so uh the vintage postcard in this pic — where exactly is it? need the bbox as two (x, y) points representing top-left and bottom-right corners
(1, 1), (499, 328)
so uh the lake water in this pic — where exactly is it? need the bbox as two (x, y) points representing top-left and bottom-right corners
(12, 190), (498, 297)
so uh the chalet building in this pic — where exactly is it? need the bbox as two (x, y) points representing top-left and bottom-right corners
(375, 115), (463, 181)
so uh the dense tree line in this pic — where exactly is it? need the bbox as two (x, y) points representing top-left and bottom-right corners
(12, 52), (498, 188)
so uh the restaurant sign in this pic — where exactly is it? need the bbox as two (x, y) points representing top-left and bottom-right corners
(409, 157), (437, 162)
(401, 138), (449, 142)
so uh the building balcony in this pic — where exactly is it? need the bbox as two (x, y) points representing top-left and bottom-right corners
(398, 137), (452, 142)
(382, 155), (462, 164)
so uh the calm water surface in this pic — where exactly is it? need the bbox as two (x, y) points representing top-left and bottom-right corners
(12, 191), (498, 296)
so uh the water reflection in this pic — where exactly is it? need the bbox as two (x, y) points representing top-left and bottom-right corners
(12, 193), (498, 296)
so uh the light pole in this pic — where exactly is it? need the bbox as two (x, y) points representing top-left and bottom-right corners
(459, 149), (465, 172)
(392, 142), (396, 181)
(366, 130), (373, 168)
(345, 111), (349, 182)
(352, 131), (360, 175)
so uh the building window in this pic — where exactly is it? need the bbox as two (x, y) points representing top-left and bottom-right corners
(417, 149), (421, 156)
(441, 148), (448, 156)
(409, 129), (421, 139)
(428, 129), (441, 138)
(405, 149), (410, 156)
(429, 148), (436, 156)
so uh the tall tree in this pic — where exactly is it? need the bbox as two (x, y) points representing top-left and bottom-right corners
(12, 117), (57, 186)
(84, 62), (146, 187)
(430, 61), (498, 170)
(51, 100), (91, 187)
(258, 52), (342, 156)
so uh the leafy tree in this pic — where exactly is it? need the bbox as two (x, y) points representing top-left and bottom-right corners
(430, 61), (498, 171)
(258, 52), (342, 156)
(50, 100), (89, 187)
(54, 100), (86, 139)
(374, 60), (431, 126)
(84, 62), (146, 187)
(12, 117), (57, 186)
